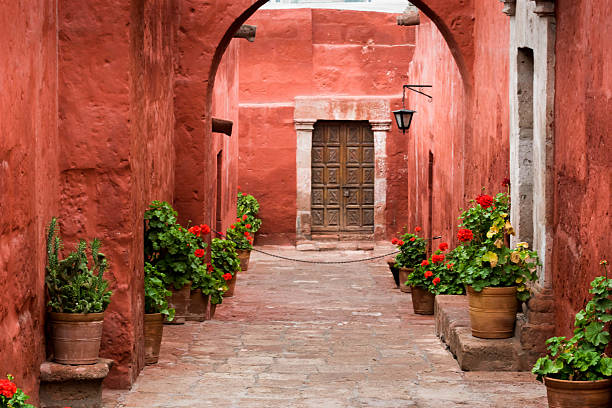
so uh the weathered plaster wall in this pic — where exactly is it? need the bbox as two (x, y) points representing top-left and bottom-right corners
(0, 1), (58, 402)
(58, 0), (177, 388)
(238, 9), (414, 243)
(552, 0), (612, 335)
(212, 39), (241, 235)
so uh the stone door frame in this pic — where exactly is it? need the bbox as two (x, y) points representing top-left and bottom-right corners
(294, 96), (392, 242)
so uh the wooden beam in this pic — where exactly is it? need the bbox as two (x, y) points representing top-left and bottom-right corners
(397, 7), (420, 26)
(234, 25), (257, 42)
(212, 118), (233, 136)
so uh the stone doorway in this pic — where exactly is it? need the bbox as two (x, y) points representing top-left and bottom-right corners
(311, 121), (375, 239)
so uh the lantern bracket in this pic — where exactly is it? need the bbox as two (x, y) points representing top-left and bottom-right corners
(402, 84), (432, 105)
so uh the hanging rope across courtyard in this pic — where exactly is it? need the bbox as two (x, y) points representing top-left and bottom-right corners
(211, 228), (441, 264)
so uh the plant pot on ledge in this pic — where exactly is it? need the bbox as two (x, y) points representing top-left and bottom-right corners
(411, 286), (435, 315)
(144, 313), (164, 365)
(236, 249), (251, 272)
(398, 267), (413, 293)
(187, 289), (209, 322)
(222, 273), (238, 297)
(467, 286), (517, 339)
(50, 312), (105, 365)
(166, 283), (191, 324)
(543, 377), (612, 408)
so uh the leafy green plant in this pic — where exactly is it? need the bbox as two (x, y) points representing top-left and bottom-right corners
(225, 218), (254, 250)
(45, 217), (112, 313)
(144, 262), (174, 321)
(144, 201), (209, 289)
(454, 191), (540, 301)
(392, 227), (427, 269)
(0, 374), (35, 408)
(533, 264), (612, 382)
(237, 191), (262, 233)
(211, 238), (241, 276)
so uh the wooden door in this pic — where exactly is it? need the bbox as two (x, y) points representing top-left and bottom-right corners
(311, 121), (375, 234)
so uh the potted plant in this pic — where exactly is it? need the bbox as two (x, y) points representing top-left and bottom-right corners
(432, 246), (465, 297)
(226, 217), (254, 272)
(405, 242), (452, 314)
(45, 217), (112, 365)
(144, 201), (208, 324)
(455, 191), (539, 338)
(186, 224), (212, 321)
(0, 374), (35, 408)
(144, 262), (174, 365)
(392, 227), (427, 294)
(211, 238), (241, 297)
(237, 189), (262, 237)
(533, 262), (612, 408)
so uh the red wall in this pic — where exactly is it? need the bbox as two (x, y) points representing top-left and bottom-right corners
(238, 9), (415, 244)
(57, 0), (178, 388)
(552, 0), (612, 335)
(0, 1), (59, 402)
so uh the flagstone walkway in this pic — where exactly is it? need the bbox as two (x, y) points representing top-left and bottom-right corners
(103, 246), (546, 407)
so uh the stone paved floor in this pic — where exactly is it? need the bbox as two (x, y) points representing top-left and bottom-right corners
(103, 246), (547, 407)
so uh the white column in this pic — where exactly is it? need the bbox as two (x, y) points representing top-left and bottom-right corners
(294, 119), (316, 240)
(370, 120), (392, 241)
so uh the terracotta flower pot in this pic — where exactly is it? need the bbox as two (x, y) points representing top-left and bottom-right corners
(222, 273), (238, 297)
(187, 289), (209, 322)
(387, 259), (400, 287)
(398, 267), (413, 293)
(236, 249), (251, 272)
(467, 286), (517, 339)
(165, 283), (191, 325)
(544, 377), (612, 408)
(208, 303), (217, 320)
(411, 286), (435, 315)
(144, 313), (164, 365)
(50, 312), (105, 365)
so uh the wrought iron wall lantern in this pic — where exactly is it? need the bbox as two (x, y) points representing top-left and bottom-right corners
(393, 85), (432, 133)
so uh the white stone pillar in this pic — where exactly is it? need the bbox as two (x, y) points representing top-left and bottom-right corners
(294, 119), (316, 240)
(370, 120), (392, 241)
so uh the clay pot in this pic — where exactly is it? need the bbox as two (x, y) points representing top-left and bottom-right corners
(544, 377), (612, 408)
(50, 312), (105, 365)
(387, 259), (400, 287)
(398, 267), (413, 293)
(144, 313), (164, 365)
(187, 289), (209, 322)
(208, 303), (217, 320)
(467, 286), (517, 339)
(236, 249), (251, 272)
(165, 283), (191, 325)
(222, 272), (238, 297)
(411, 286), (435, 315)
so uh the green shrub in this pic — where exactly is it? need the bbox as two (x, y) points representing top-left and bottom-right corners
(391, 227), (427, 269)
(45, 218), (112, 314)
(144, 262), (174, 320)
(237, 192), (262, 233)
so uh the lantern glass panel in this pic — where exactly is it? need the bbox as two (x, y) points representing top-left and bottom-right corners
(393, 109), (415, 131)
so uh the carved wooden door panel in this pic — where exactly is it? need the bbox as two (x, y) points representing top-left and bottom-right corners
(311, 121), (375, 233)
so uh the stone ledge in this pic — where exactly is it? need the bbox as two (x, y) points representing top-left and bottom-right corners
(435, 295), (532, 371)
(40, 358), (114, 382)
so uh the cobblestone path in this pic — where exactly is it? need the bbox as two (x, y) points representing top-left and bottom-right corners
(104, 247), (547, 407)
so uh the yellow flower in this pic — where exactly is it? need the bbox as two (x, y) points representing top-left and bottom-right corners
(494, 238), (504, 249)
(504, 221), (515, 235)
(517, 242), (529, 249)
(510, 251), (520, 264)
(515, 277), (523, 284)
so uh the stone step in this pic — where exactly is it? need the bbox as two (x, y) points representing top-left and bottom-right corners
(435, 295), (532, 371)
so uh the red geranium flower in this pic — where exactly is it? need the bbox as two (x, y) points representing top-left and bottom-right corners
(502, 177), (510, 187)
(457, 228), (473, 242)
(421, 260), (429, 267)
(415, 226), (422, 232)
(207, 263), (214, 272)
(244, 232), (250, 237)
(242, 214), (248, 221)
(397, 240), (404, 246)
(409, 237), (416, 242)
(230, 224), (236, 229)
(446, 263), (454, 270)
(242, 192), (246, 196)
(194, 249), (205, 258)
(236, 218), (241, 223)
(0, 379), (17, 399)
(432, 254), (445, 263)
(188, 225), (201, 236)
(200, 224), (211, 234)
(476, 194), (494, 208)
(438, 242), (449, 251)
(433, 277), (441, 286)
(424, 270), (433, 278)
(246, 224), (252, 229)
(222, 273), (232, 281)
(391, 238), (399, 245)
(237, 185), (241, 190)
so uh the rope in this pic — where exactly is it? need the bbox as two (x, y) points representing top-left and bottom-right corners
(211, 228), (440, 265)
